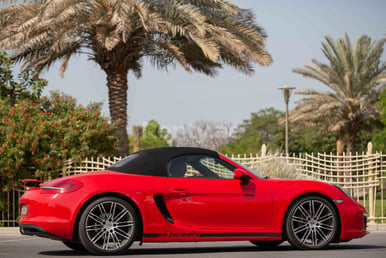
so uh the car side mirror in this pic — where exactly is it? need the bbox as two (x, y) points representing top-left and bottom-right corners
(233, 169), (251, 185)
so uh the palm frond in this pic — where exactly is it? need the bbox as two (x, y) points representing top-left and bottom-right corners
(292, 34), (385, 152)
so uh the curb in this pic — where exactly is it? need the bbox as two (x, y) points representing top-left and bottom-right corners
(1, 225), (386, 236)
(0, 227), (20, 235)
(367, 223), (386, 232)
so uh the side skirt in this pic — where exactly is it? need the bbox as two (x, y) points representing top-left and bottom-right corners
(143, 232), (282, 242)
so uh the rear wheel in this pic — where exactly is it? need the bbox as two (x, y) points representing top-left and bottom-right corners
(286, 195), (338, 249)
(250, 240), (283, 248)
(78, 196), (138, 255)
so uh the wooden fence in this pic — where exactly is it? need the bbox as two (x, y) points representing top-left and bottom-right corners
(231, 151), (385, 223)
(1, 152), (385, 226)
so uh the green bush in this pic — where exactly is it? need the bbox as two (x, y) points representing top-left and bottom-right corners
(0, 51), (119, 211)
(0, 91), (119, 193)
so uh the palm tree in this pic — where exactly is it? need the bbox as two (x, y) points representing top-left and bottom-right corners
(290, 34), (386, 153)
(0, 0), (272, 156)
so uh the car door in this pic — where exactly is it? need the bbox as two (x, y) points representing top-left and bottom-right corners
(165, 155), (273, 230)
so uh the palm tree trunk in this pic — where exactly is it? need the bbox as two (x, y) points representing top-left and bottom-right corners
(105, 69), (129, 156)
(133, 125), (143, 152)
(345, 133), (357, 190)
(337, 138), (344, 183)
(346, 133), (357, 154)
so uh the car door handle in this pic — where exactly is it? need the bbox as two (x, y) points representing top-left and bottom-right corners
(171, 188), (189, 196)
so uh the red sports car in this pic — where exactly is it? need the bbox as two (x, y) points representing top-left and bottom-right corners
(19, 147), (368, 255)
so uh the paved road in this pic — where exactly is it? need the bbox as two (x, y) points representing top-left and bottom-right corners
(1, 232), (385, 258)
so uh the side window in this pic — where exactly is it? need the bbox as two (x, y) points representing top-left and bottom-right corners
(168, 156), (189, 178)
(199, 157), (235, 179)
(168, 155), (235, 179)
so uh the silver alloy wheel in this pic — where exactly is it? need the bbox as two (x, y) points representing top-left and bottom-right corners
(290, 199), (336, 248)
(85, 200), (134, 251)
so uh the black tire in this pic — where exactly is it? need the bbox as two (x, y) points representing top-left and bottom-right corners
(285, 195), (338, 249)
(250, 240), (283, 249)
(78, 196), (138, 255)
(62, 240), (85, 251)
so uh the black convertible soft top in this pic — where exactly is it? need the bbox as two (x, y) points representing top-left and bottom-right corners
(108, 147), (219, 177)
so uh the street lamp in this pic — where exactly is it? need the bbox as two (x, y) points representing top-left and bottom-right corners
(278, 85), (296, 156)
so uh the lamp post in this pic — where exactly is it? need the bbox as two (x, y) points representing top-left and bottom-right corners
(279, 85), (296, 156)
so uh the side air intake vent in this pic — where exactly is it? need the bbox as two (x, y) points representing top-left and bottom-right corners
(154, 195), (174, 224)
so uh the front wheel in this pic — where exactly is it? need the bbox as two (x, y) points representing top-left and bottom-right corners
(78, 197), (138, 255)
(285, 195), (338, 249)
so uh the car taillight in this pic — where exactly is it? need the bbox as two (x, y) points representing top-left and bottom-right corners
(41, 179), (84, 194)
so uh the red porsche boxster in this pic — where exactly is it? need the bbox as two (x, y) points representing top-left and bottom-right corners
(19, 147), (368, 255)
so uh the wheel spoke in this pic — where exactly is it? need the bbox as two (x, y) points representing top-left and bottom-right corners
(110, 231), (122, 248)
(314, 203), (326, 220)
(115, 227), (131, 239)
(109, 202), (117, 219)
(292, 215), (308, 224)
(91, 229), (106, 244)
(86, 224), (104, 232)
(102, 232), (110, 250)
(293, 223), (308, 234)
(311, 230), (318, 246)
(113, 209), (129, 222)
(298, 204), (311, 218)
(300, 228), (312, 243)
(88, 211), (104, 224)
(316, 227), (329, 242)
(319, 222), (334, 231)
(115, 221), (133, 228)
(98, 203), (109, 218)
(318, 213), (334, 223)
(310, 200), (316, 217)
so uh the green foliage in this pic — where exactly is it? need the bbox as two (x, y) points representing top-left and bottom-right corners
(291, 34), (386, 153)
(372, 88), (386, 152)
(290, 126), (336, 153)
(0, 91), (119, 194)
(0, 49), (119, 211)
(0, 51), (47, 102)
(129, 120), (171, 152)
(140, 120), (171, 150)
(218, 108), (284, 154)
(0, 50), (119, 195)
(0, 0), (272, 155)
(219, 107), (342, 155)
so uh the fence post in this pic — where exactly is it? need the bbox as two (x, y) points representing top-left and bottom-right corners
(367, 142), (375, 223)
(261, 144), (266, 157)
(62, 155), (67, 177)
(337, 140), (344, 184)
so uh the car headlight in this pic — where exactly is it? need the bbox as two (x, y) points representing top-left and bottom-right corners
(333, 184), (353, 199)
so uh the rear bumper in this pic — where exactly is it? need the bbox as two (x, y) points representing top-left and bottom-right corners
(19, 188), (90, 240)
(19, 224), (66, 241)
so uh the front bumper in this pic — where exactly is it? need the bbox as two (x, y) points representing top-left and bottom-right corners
(338, 200), (369, 240)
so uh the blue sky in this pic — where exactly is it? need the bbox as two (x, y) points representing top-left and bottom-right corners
(11, 0), (386, 132)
